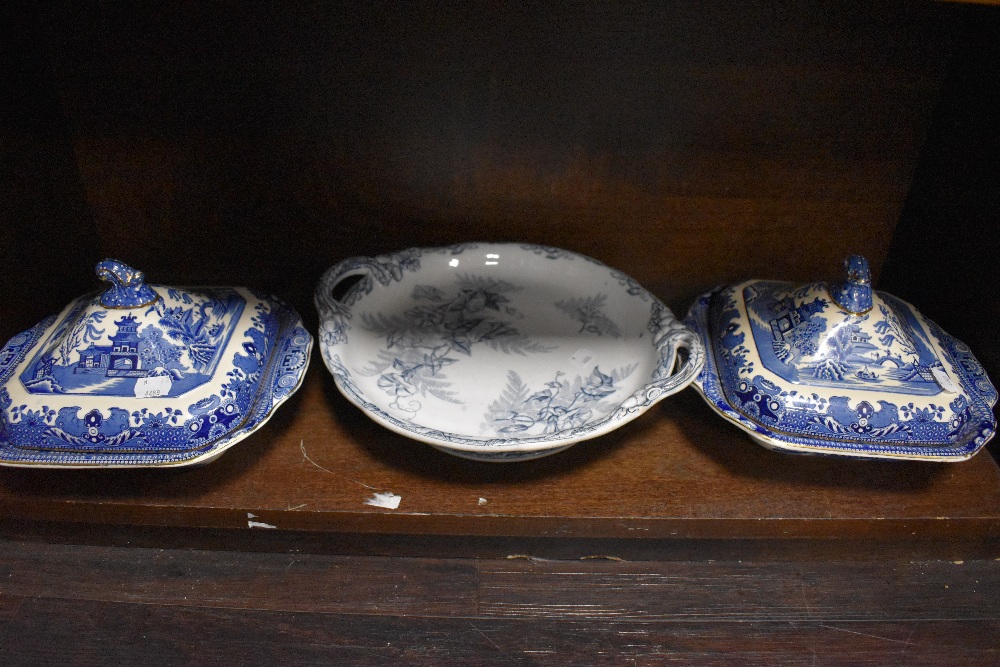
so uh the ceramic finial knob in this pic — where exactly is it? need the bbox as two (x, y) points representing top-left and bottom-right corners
(831, 255), (873, 314)
(97, 259), (160, 308)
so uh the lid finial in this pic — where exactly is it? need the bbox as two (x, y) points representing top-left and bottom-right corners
(831, 255), (873, 314)
(97, 259), (160, 308)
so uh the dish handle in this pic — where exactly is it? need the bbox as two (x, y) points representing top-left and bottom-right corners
(618, 322), (706, 415)
(314, 256), (385, 345)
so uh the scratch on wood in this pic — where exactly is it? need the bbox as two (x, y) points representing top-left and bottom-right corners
(468, 622), (515, 663)
(900, 622), (919, 654)
(299, 440), (380, 490)
(247, 521), (277, 529)
(817, 624), (915, 645)
(506, 554), (625, 563)
(800, 581), (813, 620)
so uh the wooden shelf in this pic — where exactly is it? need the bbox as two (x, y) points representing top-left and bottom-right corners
(2, 1), (998, 559)
(3, 4), (1000, 662)
(3, 349), (998, 549)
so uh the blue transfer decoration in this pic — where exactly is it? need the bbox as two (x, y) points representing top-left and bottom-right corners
(743, 283), (940, 396)
(831, 255), (873, 314)
(685, 261), (997, 460)
(0, 262), (312, 467)
(316, 243), (704, 461)
(19, 289), (244, 399)
(97, 259), (160, 308)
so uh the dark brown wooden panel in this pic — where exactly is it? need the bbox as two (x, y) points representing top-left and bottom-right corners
(3, 598), (997, 667)
(0, 4), (101, 333)
(0, 541), (478, 616)
(3, 539), (998, 624)
(0, 541), (1000, 665)
(1, 537), (999, 665)
(7, 522), (1000, 563)
(5, 0), (949, 334)
(479, 558), (1000, 622)
(67, 134), (910, 318)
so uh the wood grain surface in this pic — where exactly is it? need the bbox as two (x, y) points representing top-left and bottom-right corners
(6, 599), (996, 666)
(3, 540), (997, 622)
(1, 538), (998, 665)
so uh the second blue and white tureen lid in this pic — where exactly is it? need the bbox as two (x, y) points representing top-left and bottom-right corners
(0, 260), (312, 467)
(685, 256), (996, 461)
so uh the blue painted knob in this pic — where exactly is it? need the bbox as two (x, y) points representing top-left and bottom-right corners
(97, 259), (160, 308)
(831, 255), (873, 314)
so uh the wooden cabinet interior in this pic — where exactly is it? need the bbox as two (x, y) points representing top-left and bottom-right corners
(1, 2), (959, 333)
(1, 2), (998, 550)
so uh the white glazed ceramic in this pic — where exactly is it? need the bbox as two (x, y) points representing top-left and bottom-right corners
(315, 243), (704, 461)
(0, 260), (312, 467)
(685, 256), (996, 461)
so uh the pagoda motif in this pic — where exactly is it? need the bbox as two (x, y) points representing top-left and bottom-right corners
(769, 296), (827, 343)
(75, 314), (146, 377)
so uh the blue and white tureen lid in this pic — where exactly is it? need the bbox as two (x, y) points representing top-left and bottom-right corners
(0, 260), (312, 468)
(685, 255), (996, 461)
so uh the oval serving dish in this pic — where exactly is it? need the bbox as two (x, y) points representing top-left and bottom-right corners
(685, 255), (996, 461)
(0, 260), (312, 468)
(315, 243), (704, 461)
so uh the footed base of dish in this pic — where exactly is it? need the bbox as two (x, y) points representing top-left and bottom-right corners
(689, 379), (985, 463)
(428, 443), (575, 462)
(0, 441), (232, 468)
(744, 431), (978, 462)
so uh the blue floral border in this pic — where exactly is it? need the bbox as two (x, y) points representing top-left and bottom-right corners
(685, 289), (997, 459)
(0, 294), (312, 467)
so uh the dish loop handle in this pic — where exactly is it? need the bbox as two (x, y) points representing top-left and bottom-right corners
(314, 257), (382, 346)
(617, 324), (706, 415)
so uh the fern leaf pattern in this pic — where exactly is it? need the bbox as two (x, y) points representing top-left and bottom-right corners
(486, 364), (637, 436)
(361, 274), (554, 413)
(555, 294), (622, 338)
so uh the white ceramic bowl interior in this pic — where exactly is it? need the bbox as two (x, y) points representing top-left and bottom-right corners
(315, 243), (703, 461)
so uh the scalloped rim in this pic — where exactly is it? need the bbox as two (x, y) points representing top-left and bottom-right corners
(685, 289), (997, 461)
(0, 300), (312, 468)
